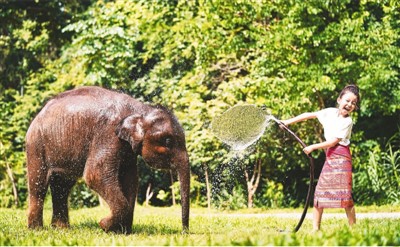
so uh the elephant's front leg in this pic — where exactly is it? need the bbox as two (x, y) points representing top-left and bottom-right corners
(99, 202), (133, 234)
(100, 163), (138, 234)
(85, 155), (138, 234)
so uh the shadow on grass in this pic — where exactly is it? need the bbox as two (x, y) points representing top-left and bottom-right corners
(72, 220), (181, 235)
(132, 224), (181, 235)
(73, 220), (100, 230)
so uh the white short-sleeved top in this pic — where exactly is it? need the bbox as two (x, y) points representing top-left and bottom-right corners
(316, 108), (353, 146)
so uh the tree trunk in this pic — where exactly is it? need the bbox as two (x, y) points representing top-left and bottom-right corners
(6, 163), (19, 207)
(244, 159), (262, 208)
(204, 164), (211, 210)
(145, 183), (154, 206)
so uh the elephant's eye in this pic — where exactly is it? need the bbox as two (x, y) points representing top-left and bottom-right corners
(155, 137), (173, 154)
(163, 137), (172, 147)
(151, 132), (174, 148)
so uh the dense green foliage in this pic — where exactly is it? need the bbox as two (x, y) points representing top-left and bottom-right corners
(1, 206), (400, 245)
(0, 0), (399, 209)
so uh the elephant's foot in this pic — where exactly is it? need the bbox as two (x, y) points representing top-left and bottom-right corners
(28, 219), (43, 229)
(51, 218), (70, 228)
(28, 198), (45, 229)
(28, 213), (43, 229)
(99, 216), (132, 234)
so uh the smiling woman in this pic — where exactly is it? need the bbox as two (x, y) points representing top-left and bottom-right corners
(281, 84), (361, 231)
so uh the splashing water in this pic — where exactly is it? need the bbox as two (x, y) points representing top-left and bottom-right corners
(211, 104), (278, 151)
(209, 104), (280, 208)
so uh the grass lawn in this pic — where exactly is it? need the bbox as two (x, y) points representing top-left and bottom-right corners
(1, 205), (399, 246)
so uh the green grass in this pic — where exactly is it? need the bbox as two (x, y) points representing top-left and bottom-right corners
(1, 205), (399, 246)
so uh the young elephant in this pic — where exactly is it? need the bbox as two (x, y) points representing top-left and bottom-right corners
(26, 86), (190, 234)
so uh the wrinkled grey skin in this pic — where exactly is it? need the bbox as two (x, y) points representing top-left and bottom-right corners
(26, 86), (190, 234)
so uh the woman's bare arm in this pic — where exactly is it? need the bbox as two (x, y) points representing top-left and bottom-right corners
(281, 112), (318, 126)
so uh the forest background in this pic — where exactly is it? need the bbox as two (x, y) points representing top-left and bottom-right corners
(0, 0), (399, 211)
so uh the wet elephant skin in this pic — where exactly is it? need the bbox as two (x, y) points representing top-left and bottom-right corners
(26, 86), (190, 234)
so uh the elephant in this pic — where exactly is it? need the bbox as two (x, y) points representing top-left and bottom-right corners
(25, 86), (190, 234)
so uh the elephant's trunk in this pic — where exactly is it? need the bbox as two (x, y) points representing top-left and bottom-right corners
(177, 154), (190, 232)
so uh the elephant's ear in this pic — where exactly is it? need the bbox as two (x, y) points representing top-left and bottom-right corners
(115, 115), (144, 152)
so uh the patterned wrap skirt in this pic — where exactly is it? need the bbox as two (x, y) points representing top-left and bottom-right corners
(314, 144), (354, 208)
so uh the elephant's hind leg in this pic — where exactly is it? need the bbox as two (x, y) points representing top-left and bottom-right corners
(49, 173), (76, 228)
(27, 154), (49, 229)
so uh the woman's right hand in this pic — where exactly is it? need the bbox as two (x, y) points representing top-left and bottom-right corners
(303, 146), (314, 155)
(280, 120), (289, 126)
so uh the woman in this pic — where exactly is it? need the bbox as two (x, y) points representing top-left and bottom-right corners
(281, 84), (360, 231)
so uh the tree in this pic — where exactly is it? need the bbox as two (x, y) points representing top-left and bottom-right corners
(0, 0), (93, 207)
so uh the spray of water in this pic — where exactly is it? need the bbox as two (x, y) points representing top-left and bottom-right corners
(211, 104), (279, 152)
(211, 105), (314, 232)
(209, 104), (281, 210)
